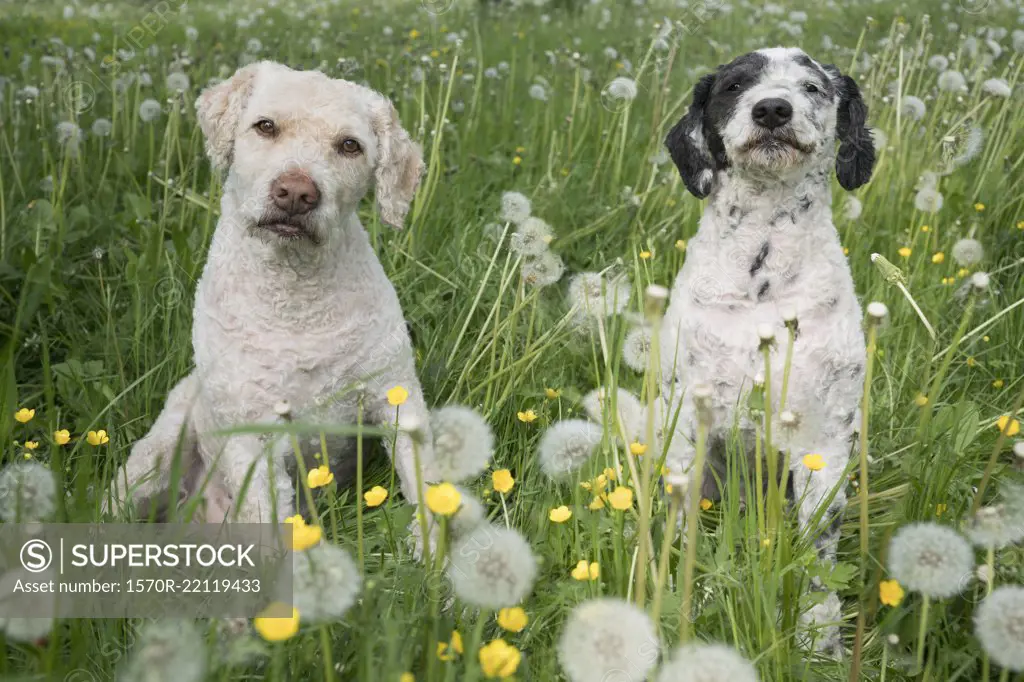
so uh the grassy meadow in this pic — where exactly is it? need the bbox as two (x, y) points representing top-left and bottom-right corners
(1, 0), (1023, 679)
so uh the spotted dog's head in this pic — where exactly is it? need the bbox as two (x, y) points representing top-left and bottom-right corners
(665, 47), (874, 198)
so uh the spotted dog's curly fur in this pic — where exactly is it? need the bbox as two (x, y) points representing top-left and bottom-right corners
(661, 47), (875, 657)
(109, 62), (435, 524)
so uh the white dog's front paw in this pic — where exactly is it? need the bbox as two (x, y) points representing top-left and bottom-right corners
(798, 591), (845, 660)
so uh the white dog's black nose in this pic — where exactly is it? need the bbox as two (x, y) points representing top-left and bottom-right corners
(271, 171), (320, 215)
(752, 98), (793, 129)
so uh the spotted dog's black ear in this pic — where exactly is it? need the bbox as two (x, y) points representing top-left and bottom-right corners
(826, 67), (875, 190)
(665, 73), (717, 199)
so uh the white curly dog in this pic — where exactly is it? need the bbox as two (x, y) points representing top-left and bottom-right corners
(660, 47), (875, 656)
(109, 61), (436, 524)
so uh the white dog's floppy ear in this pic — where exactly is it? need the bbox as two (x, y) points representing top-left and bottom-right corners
(665, 73), (718, 199)
(194, 62), (262, 170)
(372, 99), (424, 229)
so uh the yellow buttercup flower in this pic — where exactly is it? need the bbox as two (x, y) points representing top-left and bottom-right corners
(699, 498), (713, 511)
(492, 469), (515, 494)
(14, 408), (35, 424)
(802, 453), (825, 471)
(675, 239), (687, 252)
(957, 268), (970, 278)
(53, 429), (70, 445)
(545, 387), (561, 399)
(425, 483), (462, 516)
(897, 247), (912, 258)
(479, 639), (522, 678)
(608, 486), (633, 510)
(993, 379), (1004, 389)
(307, 464), (334, 489)
(996, 415), (1020, 437)
(400, 674), (415, 682)
(639, 250), (652, 260)
(571, 560), (600, 581)
(588, 496), (605, 510)
(387, 385), (409, 406)
(931, 252), (945, 264)
(879, 579), (905, 607)
(23, 441), (39, 450)
(437, 631), (463, 661)
(408, 29), (421, 39)
(516, 409), (537, 423)
(974, 202), (985, 212)
(915, 394), (929, 407)
(629, 441), (648, 456)
(512, 156), (522, 166)
(86, 430), (109, 446)
(496, 606), (528, 632)
(364, 485), (388, 507)
(285, 515), (322, 551)
(920, 224), (930, 232)
(549, 506), (572, 523)
(254, 603), (300, 641)
(935, 503), (947, 517)
(603, 467), (617, 482)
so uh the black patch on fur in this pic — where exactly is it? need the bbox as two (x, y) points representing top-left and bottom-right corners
(823, 66), (876, 190)
(844, 410), (856, 426)
(794, 55), (836, 98)
(757, 280), (771, 300)
(798, 196), (812, 212)
(749, 241), (770, 276)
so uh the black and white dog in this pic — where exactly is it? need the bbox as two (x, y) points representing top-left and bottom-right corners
(660, 47), (875, 656)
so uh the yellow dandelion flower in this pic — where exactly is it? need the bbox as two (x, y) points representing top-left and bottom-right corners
(307, 464), (334, 489)
(285, 515), (322, 551)
(86, 430), (109, 446)
(958, 268), (970, 278)
(23, 441), (39, 450)
(699, 498), (713, 511)
(967, 357), (977, 367)
(516, 409), (537, 423)
(629, 441), (648, 456)
(993, 379), (1004, 389)
(608, 486), (633, 510)
(1017, 221), (1024, 230)
(545, 387), (561, 399)
(915, 394), (929, 407)
(408, 29), (421, 39)
(639, 250), (652, 260)
(879, 579), (905, 607)
(931, 252), (945, 264)
(387, 385), (409, 406)
(802, 453), (826, 471)
(254, 603), (300, 641)
(675, 239), (687, 252)
(974, 202), (985, 212)
(920, 225), (930, 232)
(53, 429), (70, 445)
(996, 415), (1020, 437)
(492, 469), (515, 494)
(983, 336), (991, 342)
(496, 607), (528, 633)
(512, 156), (522, 166)
(898, 247), (912, 258)
(425, 483), (462, 516)
(549, 506), (572, 523)
(843, 247), (850, 256)
(364, 485), (388, 507)
(14, 408), (35, 424)
(479, 639), (522, 678)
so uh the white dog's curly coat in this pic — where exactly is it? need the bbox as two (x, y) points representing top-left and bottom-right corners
(660, 47), (876, 656)
(110, 61), (436, 523)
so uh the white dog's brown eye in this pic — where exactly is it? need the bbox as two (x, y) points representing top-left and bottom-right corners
(338, 138), (362, 155)
(254, 119), (277, 137)
(803, 83), (820, 94)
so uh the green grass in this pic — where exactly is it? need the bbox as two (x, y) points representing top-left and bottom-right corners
(1, 0), (1023, 679)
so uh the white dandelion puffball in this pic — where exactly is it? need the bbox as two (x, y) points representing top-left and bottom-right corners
(510, 217), (553, 257)
(569, 272), (632, 318)
(982, 78), (1012, 98)
(928, 54), (949, 71)
(528, 83), (548, 101)
(185, 26), (199, 41)
(558, 598), (659, 682)
(951, 238), (984, 266)
(622, 326), (653, 373)
(430, 405), (495, 482)
(246, 38), (263, 53)
(521, 251), (565, 288)
(138, 98), (162, 122)
(0, 462), (57, 523)
(118, 620), (206, 682)
(500, 191), (532, 225)
(166, 71), (190, 91)
(448, 525), (537, 608)
(870, 127), (888, 152)
(292, 542), (362, 623)
(971, 272), (990, 291)
(914, 187), (944, 213)
(449, 485), (487, 537)
(843, 196), (863, 221)
(937, 70), (966, 92)
(887, 522), (973, 598)
(538, 419), (604, 479)
(581, 388), (645, 443)
(56, 121), (81, 145)
(975, 586), (1024, 671)
(866, 301), (888, 319)
(952, 126), (984, 167)
(900, 95), (926, 121)
(605, 76), (639, 102)
(91, 118), (113, 137)
(965, 503), (1024, 549)
(656, 642), (758, 682)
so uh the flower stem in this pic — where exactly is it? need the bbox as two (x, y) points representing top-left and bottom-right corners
(916, 595), (930, 673)
(970, 381), (1024, 517)
(651, 498), (679, 624)
(679, 401), (709, 642)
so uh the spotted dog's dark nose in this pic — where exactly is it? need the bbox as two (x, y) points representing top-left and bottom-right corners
(271, 171), (320, 215)
(752, 98), (793, 129)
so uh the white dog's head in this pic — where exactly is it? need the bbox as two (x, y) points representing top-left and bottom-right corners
(666, 47), (874, 197)
(195, 61), (423, 244)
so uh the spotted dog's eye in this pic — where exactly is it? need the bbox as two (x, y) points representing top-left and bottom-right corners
(254, 119), (277, 137)
(338, 138), (362, 156)
(726, 82), (742, 92)
(803, 82), (821, 94)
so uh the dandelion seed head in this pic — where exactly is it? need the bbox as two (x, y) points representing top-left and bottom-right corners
(528, 83), (548, 101)
(568, 272), (631, 318)
(430, 405), (495, 483)
(581, 388), (645, 443)
(622, 326), (653, 373)
(965, 502), (1024, 549)
(928, 54), (949, 70)
(558, 598), (659, 682)
(538, 419), (604, 479)
(887, 522), (973, 598)
(521, 251), (565, 288)
(914, 187), (944, 213)
(56, 121), (81, 145)
(951, 238), (984, 266)
(982, 78), (1012, 98)
(656, 642), (758, 682)
(975, 586), (1024, 671)
(605, 76), (638, 101)
(0, 462), (57, 523)
(138, 98), (162, 122)
(91, 118), (112, 137)
(901, 95), (926, 121)
(937, 70), (966, 92)
(166, 71), (190, 92)
(510, 217), (553, 256)
(119, 620), (206, 682)
(292, 542), (362, 623)
(499, 191), (532, 225)
(448, 525), (537, 608)
(843, 196), (863, 221)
